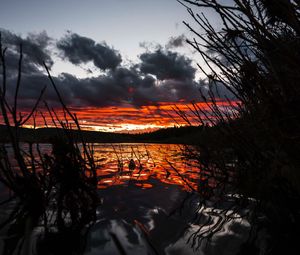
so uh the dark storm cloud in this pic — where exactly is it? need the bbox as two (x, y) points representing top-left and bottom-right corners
(161, 79), (201, 101)
(53, 67), (158, 108)
(4, 67), (200, 110)
(4, 49), (40, 76)
(1, 29), (225, 110)
(0, 28), (53, 70)
(4, 72), (73, 109)
(166, 34), (186, 49)
(57, 33), (122, 71)
(198, 79), (236, 100)
(70, 70), (199, 107)
(139, 49), (196, 80)
(3, 66), (150, 109)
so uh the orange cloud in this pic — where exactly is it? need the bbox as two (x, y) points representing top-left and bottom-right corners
(0, 100), (239, 133)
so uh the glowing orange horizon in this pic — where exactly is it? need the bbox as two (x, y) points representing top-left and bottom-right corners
(0, 100), (239, 133)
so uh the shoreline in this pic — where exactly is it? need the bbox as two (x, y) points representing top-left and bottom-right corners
(0, 125), (203, 145)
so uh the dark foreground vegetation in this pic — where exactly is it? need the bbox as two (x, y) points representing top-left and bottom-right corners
(0, 0), (300, 254)
(0, 37), (100, 254)
(179, 0), (300, 254)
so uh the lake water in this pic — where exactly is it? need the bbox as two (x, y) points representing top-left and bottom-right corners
(85, 143), (250, 255)
(94, 143), (200, 191)
(1, 143), (251, 255)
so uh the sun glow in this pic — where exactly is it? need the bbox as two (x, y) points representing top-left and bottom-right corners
(92, 123), (167, 133)
(0, 101), (239, 133)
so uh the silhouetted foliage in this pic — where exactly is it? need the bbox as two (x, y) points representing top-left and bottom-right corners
(180, 0), (300, 253)
(0, 35), (99, 254)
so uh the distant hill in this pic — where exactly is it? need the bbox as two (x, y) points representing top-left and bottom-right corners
(0, 125), (204, 144)
(131, 126), (204, 144)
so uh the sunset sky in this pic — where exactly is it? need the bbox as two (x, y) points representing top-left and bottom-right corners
(0, 0), (233, 132)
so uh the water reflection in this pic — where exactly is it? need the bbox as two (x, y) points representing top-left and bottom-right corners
(1, 143), (200, 192)
(86, 144), (250, 255)
(0, 143), (250, 254)
(94, 143), (200, 191)
(84, 143), (204, 254)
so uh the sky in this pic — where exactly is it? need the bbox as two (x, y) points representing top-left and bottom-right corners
(0, 0), (232, 132)
(1, 0), (192, 62)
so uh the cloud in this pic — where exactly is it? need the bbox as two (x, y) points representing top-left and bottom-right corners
(54, 68), (157, 108)
(57, 32), (122, 71)
(198, 79), (236, 100)
(139, 41), (162, 51)
(139, 49), (196, 80)
(4, 49), (40, 76)
(0, 28), (53, 70)
(1, 29), (234, 112)
(3, 66), (201, 110)
(4, 70), (233, 112)
(166, 34), (186, 49)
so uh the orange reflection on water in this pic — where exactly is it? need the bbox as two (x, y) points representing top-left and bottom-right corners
(95, 143), (200, 191)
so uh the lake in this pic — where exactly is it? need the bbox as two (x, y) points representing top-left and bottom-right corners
(0, 143), (251, 255)
(94, 143), (200, 191)
(85, 143), (250, 255)
(87, 143), (200, 254)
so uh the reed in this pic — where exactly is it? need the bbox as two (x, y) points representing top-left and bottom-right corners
(0, 35), (99, 255)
